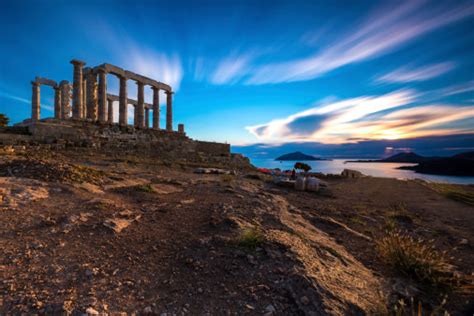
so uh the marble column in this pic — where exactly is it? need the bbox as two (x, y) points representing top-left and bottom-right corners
(119, 76), (128, 126)
(82, 78), (87, 118)
(60, 81), (71, 119)
(178, 123), (185, 134)
(70, 59), (85, 119)
(165, 90), (173, 131)
(98, 69), (107, 123)
(107, 98), (114, 123)
(145, 108), (150, 128)
(54, 86), (62, 119)
(136, 81), (145, 128)
(152, 87), (160, 130)
(86, 71), (97, 121)
(31, 82), (40, 121)
(133, 105), (137, 125)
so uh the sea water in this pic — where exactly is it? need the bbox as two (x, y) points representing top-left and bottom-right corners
(250, 158), (474, 185)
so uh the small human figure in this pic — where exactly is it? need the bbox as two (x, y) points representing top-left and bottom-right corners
(291, 168), (296, 180)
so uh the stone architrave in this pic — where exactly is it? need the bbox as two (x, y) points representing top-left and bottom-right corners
(31, 82), (40, 121)
(70, 59), (85, 119)
(165, 90), (173, 131)
(152, 87), (160, 130)
(119, 76), (128, 126)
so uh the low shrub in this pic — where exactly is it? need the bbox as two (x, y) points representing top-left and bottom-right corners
(377, 230), (456, 290)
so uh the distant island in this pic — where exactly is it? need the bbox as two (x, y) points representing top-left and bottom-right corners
(347, 151), (474, 176)
(275, 151), (329, 161)
(346, 152), (435, 163)
(399, 151), (474, 176)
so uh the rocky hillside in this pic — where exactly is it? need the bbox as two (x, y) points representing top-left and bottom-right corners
(0, 148), (473, 314)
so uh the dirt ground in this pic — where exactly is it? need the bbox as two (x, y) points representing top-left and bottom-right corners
(0, 150), (473, 315)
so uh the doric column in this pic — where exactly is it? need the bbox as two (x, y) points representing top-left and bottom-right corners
(165, 90), (173, 131)
(107, 98), (114, 123)
(178, 123), (185, 134)
(59, 80), (71, 119)
(134, 105), (138, 125)
(136, 81), (145, 128)
(53, 86), (62, 119)
(119, 76), (128, 126)
(70, 59), (85, 119)
(152, 87), (160, 130)
(82, 78), (87, 118)
(31, 82), (40, 121)
(86, 71), (97, 121)
(98, 68), (107, 123)
(145, 108), (150, 128)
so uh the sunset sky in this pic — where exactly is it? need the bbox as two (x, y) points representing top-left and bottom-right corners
(1, 0), (473, 156)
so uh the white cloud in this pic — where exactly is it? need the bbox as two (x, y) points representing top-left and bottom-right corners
(124, 49), (183, 92)
(376, 62), (456, 83)
(0, 90), (54, 112)
(210, 54), (253, 85)
(244, 1), (474, 85)
(246, 89), (474, 144)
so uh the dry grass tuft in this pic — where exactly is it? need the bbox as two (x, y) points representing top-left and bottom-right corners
(377, 230), (456, 290)
(135, 184), (155, 193)
(238, 227), (264, 250)
(220, 174), (235, 183)
(430, 183), (474, 206)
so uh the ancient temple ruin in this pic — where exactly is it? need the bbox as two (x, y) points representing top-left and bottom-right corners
(1, 59), (243, 165)
(30, 59), (183, 133)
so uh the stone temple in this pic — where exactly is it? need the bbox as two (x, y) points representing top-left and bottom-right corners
(1, 59), (246, 166)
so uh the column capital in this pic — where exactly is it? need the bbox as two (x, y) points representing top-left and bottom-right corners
(136, 80), (145, 87)
(97, 67), (108, 74)
(70, 59), (86, 66)
(151, 86), (160, 91)
(165, 90), (174, 95)
(31, 81), (40, 87)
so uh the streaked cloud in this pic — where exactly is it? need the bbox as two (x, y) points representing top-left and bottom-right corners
(243, 1), (473, 85)
(376, 62), (456, 83)
(210, 54), (253, 85)
(125, 49), (183, 92)
(0, 90), (54, 112)
(246, 89), (474, 144)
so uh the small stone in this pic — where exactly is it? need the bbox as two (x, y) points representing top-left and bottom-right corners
(86, 307), (99, 315)
(460, 238), (469, 245)
(197, 287), (203, 293)
(143, 306), (153, 314)
(265, 304), (276, 313)
(300, 296), (310, 305)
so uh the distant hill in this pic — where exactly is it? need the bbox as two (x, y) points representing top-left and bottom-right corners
(346, 152), (432, 163)
(275, 151), (327, 161)
(399, 152), (474, 176)
(453, 151), (474, 160)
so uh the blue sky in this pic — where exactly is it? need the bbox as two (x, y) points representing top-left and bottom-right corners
(1, 0), (473, 156)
